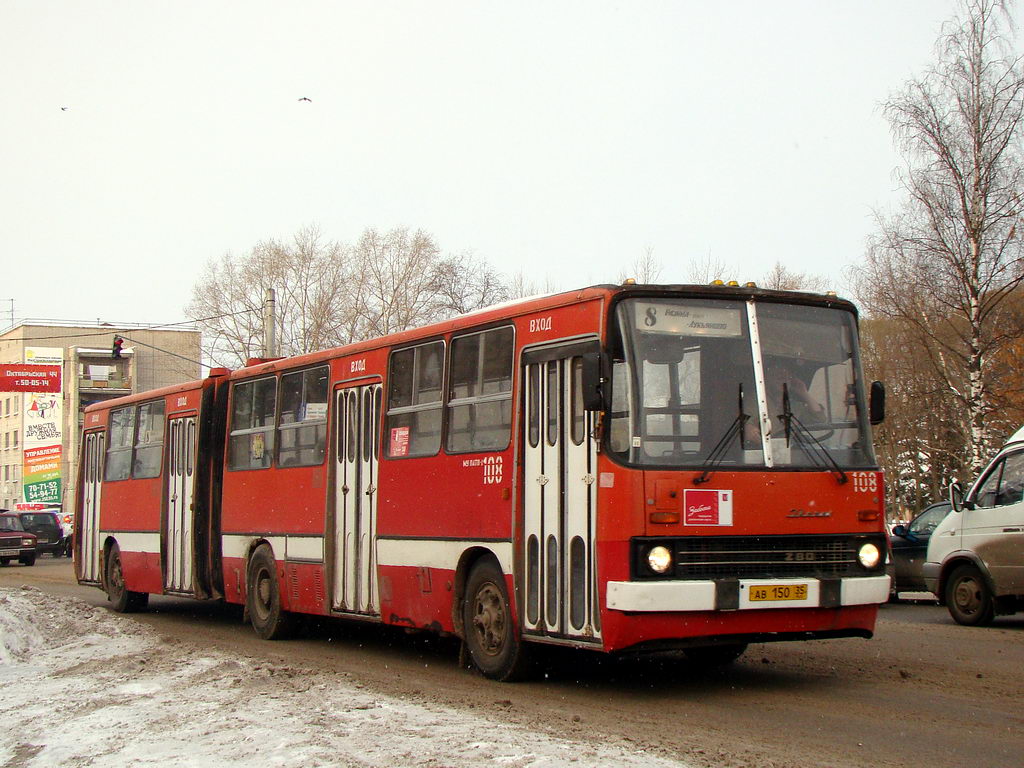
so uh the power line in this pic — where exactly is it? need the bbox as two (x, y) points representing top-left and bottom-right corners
(1, 309), (255, 343)
(118, 335), (206, 369)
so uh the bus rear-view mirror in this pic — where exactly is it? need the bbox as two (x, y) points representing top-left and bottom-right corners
(869, 380), (886, 425)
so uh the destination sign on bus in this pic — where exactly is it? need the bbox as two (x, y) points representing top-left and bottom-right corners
(634, 302), (742, 337)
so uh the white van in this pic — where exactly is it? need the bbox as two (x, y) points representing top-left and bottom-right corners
(923, 426), (1024, 625)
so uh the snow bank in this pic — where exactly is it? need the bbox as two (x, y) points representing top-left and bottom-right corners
(0, 587), (690, 767)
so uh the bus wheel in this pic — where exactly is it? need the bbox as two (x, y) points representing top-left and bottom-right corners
(945, 564), (995, 626)
(246, 545), (296, 640)
(684, 643), (748, 666)
(462, 559), (533, 681)
(106, 543), (148, 613)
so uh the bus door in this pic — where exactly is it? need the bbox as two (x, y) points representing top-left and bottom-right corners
(332, 383), (382, 615)
(164, 416), (197, 594)
(522, 343), (601, 641)
(79, 430), (105, 583)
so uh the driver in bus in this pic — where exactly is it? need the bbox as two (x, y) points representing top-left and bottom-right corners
(744, 360), (825, 444)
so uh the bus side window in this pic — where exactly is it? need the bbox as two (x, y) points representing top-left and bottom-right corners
(446, 326), (513, 453)
(385, 341), (444, 458)
(571, 357), (585, 446)
(608, 362), (632, 455)
(104, 406), (135, 482)
(278, 366), (329, 467)
(133, 400), (165, 478)
(228, 377), (277, 470)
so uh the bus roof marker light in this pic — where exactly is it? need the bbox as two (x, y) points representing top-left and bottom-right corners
(710, 279), (725, 286)
(727, 280), (739, 287)
(623, 278), (636, 285)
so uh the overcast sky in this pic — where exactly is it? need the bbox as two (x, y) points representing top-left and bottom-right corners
(1, 0), (971, 329)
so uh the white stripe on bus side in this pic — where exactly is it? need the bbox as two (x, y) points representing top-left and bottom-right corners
(377, 539), (513, 575)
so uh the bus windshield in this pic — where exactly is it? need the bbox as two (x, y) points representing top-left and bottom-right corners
(609, 297), (875, 470)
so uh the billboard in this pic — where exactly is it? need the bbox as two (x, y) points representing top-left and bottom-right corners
(0, 364), (61, 393)
(22, 348), (64, 505)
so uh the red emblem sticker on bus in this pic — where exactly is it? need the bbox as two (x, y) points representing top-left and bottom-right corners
(390, 426), (410, 457)
(683, 489), (733, 526)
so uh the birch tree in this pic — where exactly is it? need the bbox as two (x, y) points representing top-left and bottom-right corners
(855, 0), (1024, 475)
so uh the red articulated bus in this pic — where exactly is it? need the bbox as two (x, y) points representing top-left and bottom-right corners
(75, 283), (890, 680)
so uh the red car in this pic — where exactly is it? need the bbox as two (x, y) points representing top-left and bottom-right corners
(0, 512), (37, 566)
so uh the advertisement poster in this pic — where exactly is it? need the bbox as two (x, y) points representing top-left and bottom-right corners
(683, 488), (734, 526)
(22, 348), (63, 505)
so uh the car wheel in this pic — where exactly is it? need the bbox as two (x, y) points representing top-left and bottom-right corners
(0, 557), (11, 566)
(19, 553), (36, 567)
(106, 543), (148, 613)
(684, 643), (748, 666)
(462, 558), (533, 681)
(945, 564), (995, 626)
(246, 545), (296, 640)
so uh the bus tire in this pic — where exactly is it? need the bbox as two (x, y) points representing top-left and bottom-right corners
(246, 545), (296, 640)
(945, 564), (995, 626)
(684, 643), (748, 666)
(462, 558), (533, 681)
(106, 543), (148, 613)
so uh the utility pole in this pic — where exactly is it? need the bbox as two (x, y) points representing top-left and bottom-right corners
(263, 288), (277, 358)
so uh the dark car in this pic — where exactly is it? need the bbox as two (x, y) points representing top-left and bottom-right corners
(889, 501), (952, 596)
(0, 513), (38, 566)
(17, 510), (70, 557)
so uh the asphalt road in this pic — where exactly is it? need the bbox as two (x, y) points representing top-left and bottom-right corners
(4, 556), (1023, 768)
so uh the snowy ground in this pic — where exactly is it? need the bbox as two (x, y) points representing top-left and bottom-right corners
(0, 586), (690, 768)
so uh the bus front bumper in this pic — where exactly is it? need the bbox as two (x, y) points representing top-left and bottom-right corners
(606, 574), (891, 612)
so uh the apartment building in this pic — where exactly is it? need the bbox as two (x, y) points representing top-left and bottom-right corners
(0, 321), (201, 511)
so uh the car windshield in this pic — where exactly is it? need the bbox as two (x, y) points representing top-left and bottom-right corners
(610, 297), (875, 470)
(909, 504), (951, 536)
(0, 515), (26, 532)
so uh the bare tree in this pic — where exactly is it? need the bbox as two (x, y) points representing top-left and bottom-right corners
(188, 226), (517, 366)
(507, 271), (561, 299)
(617, 245), (663, 284)
(186, 225), (355, 366)
(760, 261), (829, 292)
(685, 251), (730, 284)
(432, 252), (513, 315)
(854, 0), (1024, 475)
(353, 227), (449, 338)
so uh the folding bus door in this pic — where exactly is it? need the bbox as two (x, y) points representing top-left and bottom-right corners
(332, 384), (382, 615)
(164, 416), (197, 594)
(78, 431), (105, 583)
(522, 344), (601, 642)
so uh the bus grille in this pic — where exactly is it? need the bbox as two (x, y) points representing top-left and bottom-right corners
(661, 535), (874, 580)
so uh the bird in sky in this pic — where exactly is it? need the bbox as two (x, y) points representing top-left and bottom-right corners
(298, 97), (311, 102)
(60, 106), (68, 111)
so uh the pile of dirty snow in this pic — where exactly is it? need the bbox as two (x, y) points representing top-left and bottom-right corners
(0, 587), (689, 767)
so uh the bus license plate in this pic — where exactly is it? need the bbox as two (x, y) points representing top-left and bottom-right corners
(0, 549), (19, 556)
(749, 584), (808, 602)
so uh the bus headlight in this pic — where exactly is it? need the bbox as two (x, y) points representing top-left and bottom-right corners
(858, 542), (881, 569)
(647, 545), (673, 574)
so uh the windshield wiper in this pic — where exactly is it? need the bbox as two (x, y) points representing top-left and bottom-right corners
(780, 384), (847, 484)
(694, 384), (750, 485)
